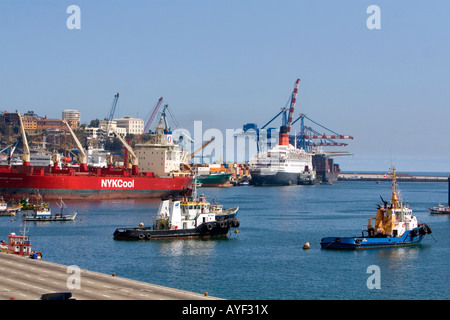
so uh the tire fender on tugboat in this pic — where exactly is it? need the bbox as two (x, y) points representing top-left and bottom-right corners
(421, 223), (432, 234)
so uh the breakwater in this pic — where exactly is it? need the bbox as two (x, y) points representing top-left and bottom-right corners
(338, 172), (448, 182)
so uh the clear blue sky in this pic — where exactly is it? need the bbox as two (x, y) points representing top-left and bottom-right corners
(1, 1), (449, 172)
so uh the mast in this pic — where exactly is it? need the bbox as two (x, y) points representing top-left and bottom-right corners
(390, 168), (400, 209)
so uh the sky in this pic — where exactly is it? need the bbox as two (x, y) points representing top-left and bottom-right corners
(1, 0), (449, 172)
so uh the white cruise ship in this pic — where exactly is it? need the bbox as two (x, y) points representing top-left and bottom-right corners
(249, 126), (317, 186)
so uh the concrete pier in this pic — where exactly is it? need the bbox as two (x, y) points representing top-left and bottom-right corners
(0, 252), (221, 300)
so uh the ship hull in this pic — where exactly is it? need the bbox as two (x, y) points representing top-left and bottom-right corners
(0, 166), (192, 200)
(320, 227), (428, 250)
(250, 170), (299, 186)
(196, 173), (232, 187)
(318, 172), (338, 184)
(113, 218), (239, 240)
(312, 154), (340, 184)
(250, 169), (317, 186)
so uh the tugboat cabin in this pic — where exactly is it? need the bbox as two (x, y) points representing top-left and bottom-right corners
(366, 169), (418, 238)
(153, 199), (215, 231)
(7, 233), (32, 256)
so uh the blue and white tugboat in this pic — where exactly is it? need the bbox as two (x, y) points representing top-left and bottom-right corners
(321, 168), (432, 249)
(113, 183), (240, 240)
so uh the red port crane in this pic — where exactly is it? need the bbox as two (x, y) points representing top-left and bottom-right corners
(144, 97), (163, 134)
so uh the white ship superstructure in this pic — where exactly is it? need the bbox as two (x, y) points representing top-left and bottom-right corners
(249, 78), (317, 185)
(249, 127), (316, 185)
(135, 116), (190, 177)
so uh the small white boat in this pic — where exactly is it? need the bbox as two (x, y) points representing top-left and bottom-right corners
(0, 197), (22, 216)
(24, 198), (77, 221)
(428, 176), (450, 214)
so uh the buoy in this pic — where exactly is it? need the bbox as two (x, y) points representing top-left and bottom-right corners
(234, 230), (239, 234)
(139, 222), (144, 227)
(204, 292), (208, 296)
(303, 242), (310, 250)
(112, 273), (116, 277)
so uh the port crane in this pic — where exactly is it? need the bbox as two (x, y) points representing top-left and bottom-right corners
(242, 79), (353, 153)
(110, 127), (139, 175)
(0, 140), (19, 165)
(291, 114), (353, 152)
(243, 79), (300, 152)
(189, 137), (215, 159)
(144, 97), (164, 134)
(63, 120), (88, 172)
(105, 93), (119, 140)
(17, 113), (31, 166)
(159, 104), (194, 146)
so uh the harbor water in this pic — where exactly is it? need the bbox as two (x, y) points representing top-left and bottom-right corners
(1, 179), (449, 300)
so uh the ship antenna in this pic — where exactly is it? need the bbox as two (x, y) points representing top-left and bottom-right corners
(20, 221), (29, 238)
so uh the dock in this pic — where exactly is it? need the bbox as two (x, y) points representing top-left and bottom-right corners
(0, 252), (221, 300)
(338, 173), (448, 182)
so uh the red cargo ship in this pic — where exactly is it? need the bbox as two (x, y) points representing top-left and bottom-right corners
(0, 114), (192, 200)
(0, 164), (192, 200)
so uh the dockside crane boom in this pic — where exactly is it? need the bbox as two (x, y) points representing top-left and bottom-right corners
(105, 93), (119, 139)
(189, 137), (215, 159)
(243, 79), (301, 152)
(292, 114), (353, 151)
(63, 120), (88, 171)
(144, 97), (163, 134)
(286, 79), (300, 133)
(17, 113), (31, 166)
(110, 127), (139, 175)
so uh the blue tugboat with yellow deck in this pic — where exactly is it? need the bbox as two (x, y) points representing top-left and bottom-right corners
(321, 168), (432, 249)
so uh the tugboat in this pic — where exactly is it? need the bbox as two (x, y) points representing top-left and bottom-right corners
(321, 168), (432, 249)
(0, 224), (42, 259)
(23, 198), (77, 221)
(113, 182), (240, 240)
(428, 176), (450, 214)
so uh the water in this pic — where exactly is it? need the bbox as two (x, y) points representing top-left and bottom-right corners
(1, 180), (449, 300)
